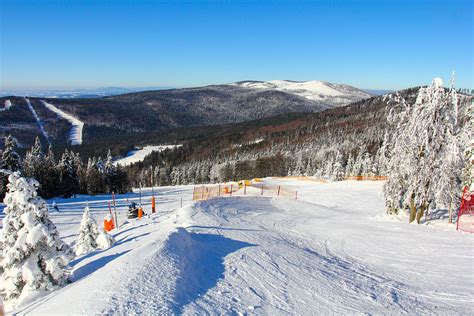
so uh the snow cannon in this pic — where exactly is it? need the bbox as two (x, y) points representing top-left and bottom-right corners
(104, 214), (115, 232)
(127, 202), (139, 219)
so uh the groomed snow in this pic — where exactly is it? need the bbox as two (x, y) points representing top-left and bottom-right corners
(1, 179), (473, 314)
(40, 100), (84, 145)
(115, 145), (182, 166)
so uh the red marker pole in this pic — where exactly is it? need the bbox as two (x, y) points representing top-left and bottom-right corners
(151, 173), (155, 213)
(112, 192), (119, 229)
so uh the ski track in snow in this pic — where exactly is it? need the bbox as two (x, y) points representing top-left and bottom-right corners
(40, 100), (84, 145)
(4, 180), (473, 314)
(24, 98), (51, 145)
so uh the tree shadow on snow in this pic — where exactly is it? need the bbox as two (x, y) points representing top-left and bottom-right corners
(167, 228), (256, 313)
(71, 250), (131, 281)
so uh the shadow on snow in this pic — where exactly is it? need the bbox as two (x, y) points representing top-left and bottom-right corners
(165, 228), (255, 313)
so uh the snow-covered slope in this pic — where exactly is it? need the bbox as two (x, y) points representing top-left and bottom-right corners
(3, 179), (472, 314)
(115, 145), (182, 166)
(25, 98), (50, 144)
(232, 80), (372, 107)
(40, 100), (84, 145)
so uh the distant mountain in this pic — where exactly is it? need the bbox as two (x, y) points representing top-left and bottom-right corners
(232, 80), (373, 108)
(363, 89), (393, 96)
(0, 80), (371, 149)
(0, 86), (171, 99)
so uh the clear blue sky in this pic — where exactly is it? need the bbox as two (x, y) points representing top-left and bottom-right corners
(1, 0), (472, 91)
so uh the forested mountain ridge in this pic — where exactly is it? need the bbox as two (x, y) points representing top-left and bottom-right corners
(0, 80), (372, 149)
(126, 86), (471, 188)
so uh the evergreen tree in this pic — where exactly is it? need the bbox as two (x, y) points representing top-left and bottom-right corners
(23, 137), (44, 182)
(75, 205), (100, 256)
(332, 151), (346, 181)
(0, 172), (73, 305)
(1, 135), (20, 172)
(345, 153), (355, 177)
(58, 151), (78, 198)
(86, 158), (100, 195)
(0, 135), (21, 200)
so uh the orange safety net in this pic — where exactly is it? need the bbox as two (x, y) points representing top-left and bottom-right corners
(193, 181), (298, 201)
(345, 176), (388, 181)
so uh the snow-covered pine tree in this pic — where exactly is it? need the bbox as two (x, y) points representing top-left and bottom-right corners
(332, 151), (346, 181)
(104, 150), (118, 193)
(40, 146), (60, 199)
(0, 135), (21, 200)
(360, 151), (373, 177)
(0, 172), (73, 305)
(345, 153), (355, 177)
(384, 76), (466, 223)
(351, 151), (363, 177)
(75, 205), (100, 256)
(58, 151), (78, 198)
(1, 135), (21, 172)
(86, 157), (103, 195)
(23, 137), (44, 182)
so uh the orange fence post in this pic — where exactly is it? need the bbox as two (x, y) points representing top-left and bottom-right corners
(138, 207), (143, 219)
(230, 184), (233, 197)
(218, 184), (221, 197)
(244, 184), (247, 195)
(192, 186), (195, 201)
(201, 185), (204, 200)
(151, 196), (156, 213)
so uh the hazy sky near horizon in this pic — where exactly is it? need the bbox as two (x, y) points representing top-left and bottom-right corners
(1, 0), (472, 91)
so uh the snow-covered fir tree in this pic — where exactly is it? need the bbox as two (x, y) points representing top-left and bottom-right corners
(0, 172), (73, 305)
(332, 151), (346, 181)
(383, 76), (466, 223)
(23, 137), (44, 182)
(58, 151), (79, 198)
(345, 153), (355, 177)
(75, 205), (100, 256)
(1, 135), (21, 172)
(0, 135), (21, 200)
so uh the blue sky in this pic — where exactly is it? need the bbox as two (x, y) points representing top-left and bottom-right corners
(1, 0), (472, 90)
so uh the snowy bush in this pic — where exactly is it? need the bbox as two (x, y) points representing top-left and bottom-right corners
(0, 172), (73, 305)
(75, 205), (100, 256)
(96, 231), (115, 250)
